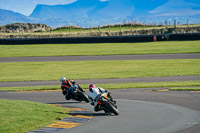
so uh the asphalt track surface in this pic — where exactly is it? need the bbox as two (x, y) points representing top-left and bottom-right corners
(1, 53), (200, 133)
(0, 53), (200, 62)
(0, 75), (200, 87)
(1, 90), (200, 133)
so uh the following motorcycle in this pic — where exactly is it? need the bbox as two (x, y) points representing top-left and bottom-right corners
(65, 85), (89, 103)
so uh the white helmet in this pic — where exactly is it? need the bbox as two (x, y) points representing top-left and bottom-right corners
(74, 85), (78, 89)
(60, 77), (66, 82)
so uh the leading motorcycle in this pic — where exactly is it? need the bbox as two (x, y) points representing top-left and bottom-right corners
(96, 93), (119, 115)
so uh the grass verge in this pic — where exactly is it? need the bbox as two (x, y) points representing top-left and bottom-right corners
(0, 80), (200, 91)
(0, 99), (69, 133)
(0, 41), (200, 57)
(0, 59), (199, 82)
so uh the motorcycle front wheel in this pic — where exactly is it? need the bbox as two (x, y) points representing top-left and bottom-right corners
(77, 91), (90, 103)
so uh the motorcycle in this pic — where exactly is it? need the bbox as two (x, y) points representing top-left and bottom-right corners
(96, 93), (119, 115)
(65, 85), (89, 103)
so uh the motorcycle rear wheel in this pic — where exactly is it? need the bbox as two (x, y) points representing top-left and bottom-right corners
(104, 102), (119, 115)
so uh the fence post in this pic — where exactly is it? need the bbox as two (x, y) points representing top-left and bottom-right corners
(41, 26), (43, 35)
(131, 24), (133, 33)
(80, 28), (82, 34)
(187, 19), (189, 27)
(109, 25), (111, 35)
(165, 21), (168, 29)
(98, 25), (101, 33)
(20, 25), (23, 36)
(119, 24), (122, 33)
(174, 20), (177, 28)
(70, 26), (72, 34)
(59, 27), (61, 34)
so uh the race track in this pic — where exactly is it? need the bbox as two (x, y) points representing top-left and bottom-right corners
(0, 53), (200, 62)
(1, 89), (200, 133)
(0, 53), (200, 133)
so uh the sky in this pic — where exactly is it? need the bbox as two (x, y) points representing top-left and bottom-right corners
(0, 0), (77, 16)
(0, 0), (109, 16)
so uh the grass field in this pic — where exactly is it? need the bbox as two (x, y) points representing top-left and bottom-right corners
(0, 59), (199, 82)
(0, 40), (199, 132)
(0, 99), (69, 133)
(0, 41), (200, 57)
(0, 80), (200, 91)
(1, 38), (199, 133)
(49, 24), (200, 34)
(51, 24), (164, 33)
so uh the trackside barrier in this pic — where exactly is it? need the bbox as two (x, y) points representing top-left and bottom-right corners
(166, 33), (200, 41)
(0, 33), (199, 45)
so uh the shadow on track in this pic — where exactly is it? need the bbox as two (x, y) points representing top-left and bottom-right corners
(49, 101), (110, 116)
(48, 101), (81, 104)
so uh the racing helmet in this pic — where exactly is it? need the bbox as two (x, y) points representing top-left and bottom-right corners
(60, 77), (66, 82)
(89, 84), (95, 89)
(74, 85), (78, 90)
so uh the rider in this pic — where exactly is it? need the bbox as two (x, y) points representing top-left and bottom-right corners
(88, 84), (113, 112)
(60, 77), (83, 100)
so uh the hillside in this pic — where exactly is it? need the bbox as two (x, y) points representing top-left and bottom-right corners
(0, 0), (200, 27)
(29, 0), (200, 27)
(0, 9), (30, 25)
(30, 0), (107, 19)
(148, 0), (200, 17)
(0, 23), (51, 33)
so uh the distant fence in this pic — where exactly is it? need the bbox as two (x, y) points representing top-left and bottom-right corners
(0, 33), (200, 45)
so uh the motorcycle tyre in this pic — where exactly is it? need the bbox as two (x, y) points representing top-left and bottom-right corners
(105, 102), (119, 115)
(78, 91), (90, 103)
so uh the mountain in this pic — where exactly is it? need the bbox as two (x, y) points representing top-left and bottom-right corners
(88, 0), (134, 19)
(30, 0), (107, 19)
(29, 0), (200, 27)
(128, 0), (168, 16)
(133, 0), (200, 24)
(0, 9), (30, 25)
(0, 0), (200, 27)
(148, 0), (200, 16)
(30, 0), (136, 20)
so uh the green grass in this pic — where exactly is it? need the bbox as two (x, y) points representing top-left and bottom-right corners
(0, 41), (200, 57)
(49, 24), (200, 33)
(51, 25), (160, 33)
(0, 59), (199, 82)
(0, 99), (69, 133)
(0, 85), (60, 91)
(0, 81), (200, 91)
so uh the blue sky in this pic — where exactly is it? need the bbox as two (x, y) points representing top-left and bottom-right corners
(0, 0), (77, 16)
(0, 0), (109, 16)
(1, 0), (199, 17)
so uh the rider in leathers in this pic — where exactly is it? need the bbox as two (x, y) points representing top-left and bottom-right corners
(60, 77), (83, 100)
(88, 84), (113, 112)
